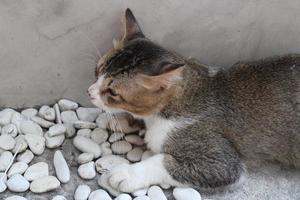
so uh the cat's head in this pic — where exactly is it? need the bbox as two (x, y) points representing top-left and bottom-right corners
(88, 8), (185, 118)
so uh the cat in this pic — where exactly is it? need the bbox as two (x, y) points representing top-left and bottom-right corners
(88, 8), (300, 194)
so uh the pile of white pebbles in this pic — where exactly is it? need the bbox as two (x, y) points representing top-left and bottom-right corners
(0, 99), (202, 200)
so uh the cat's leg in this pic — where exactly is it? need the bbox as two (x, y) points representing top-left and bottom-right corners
(106, 154), (184, 193)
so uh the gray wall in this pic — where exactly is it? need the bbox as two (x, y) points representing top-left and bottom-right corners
(1, 0), (300, 108)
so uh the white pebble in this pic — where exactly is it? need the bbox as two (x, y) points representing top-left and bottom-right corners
(77, 153), (94, 165)
(38, 105), (50, 117)
(77, 129), (91, 138)
(0, 179), (6, 193)
(90, 128), (108, 144)
(7, 174), (29, 192)
(11, 112), (26, 134)
(54, 103), (62, 124)
(173, 187), (202, 200)
(12, 135), (28, 153)
(132, 188), (147, 197)
(61, 111), (78, 124)
(30, 176), (60, 193)
(53, 150), (70, 183)
(109, 132), (125, 143)
(0, 172), (7, 182)
(0, 151), (13, 171)
(133, 196), (150, 200)
(88, 189), (112, 200)
(48, 124), (66, 136)
(100, 142), (112, 156)
(125, 135), (144, 146)
(20, 121), (43, 136)
(45, 132), (65, 149)
(41, 107), (55, 121)
(1, 124), (18, 137)
(58, 99), (78, 111)
(95, 155), (129, 174)
(147, 186), (167, 200)
(76, 107), (101, 122)
(126, 147), (143, 162)
(74, 184), (91, 200)
(24, 134), (45, 155)
(73, 136), (101, 158)
(0, 108), (15, 126)
(74, 121), (96, 129)
(17, 150), (34, 164)
(52, 195), (67, 200)
(78, 161), (96, 180)
(21, 108), (38, 118)
(95, 113), (110, 129)
(24, 162), (48, 181)
(111, 140), (132, 154)
(31, 116), (55, 128)
(0, 135), (15, 150)
(64, 123), (76, 138)
(115, 194), (132, 200)
(7, 162), (28, 178)
(5, 196), (27, 200)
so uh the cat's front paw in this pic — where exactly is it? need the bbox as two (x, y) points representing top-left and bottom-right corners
(107, 163), (146, 193)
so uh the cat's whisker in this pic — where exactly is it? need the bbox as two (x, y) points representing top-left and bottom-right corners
(78, 31), (102, 59)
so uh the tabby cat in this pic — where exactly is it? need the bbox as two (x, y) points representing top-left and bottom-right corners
(88, 8), (300, 194)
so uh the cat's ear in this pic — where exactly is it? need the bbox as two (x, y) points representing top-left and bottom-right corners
(122, 8), (144, 41)
(136, 63), (185, 90)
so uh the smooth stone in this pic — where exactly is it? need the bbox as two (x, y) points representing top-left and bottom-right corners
(24, 134), (45, 155)
(0, 151), (13, 171)
(0, 172), (7, 183)
(125, 135), (144, 146)
(31, 116), (55, 128)
(0, 179), (6, 193)
(20, 121), (43, 136)
(95, 155), (129, 174)
(0, 108), (15, 126)
(141, 151), (154, 161)
(74, 184), (91, 200)
(40, 106), (55, 121)
(5, 196), (28, 200)
(115, 194), (132, 200)
(109, 132), (125, 143)
(76, 107), (101, 122)
(73, 136), (101, 158)
(1, 124), (18, 137)
(95, 113), (110, 129)
(88, 189), (112, 200)
(30, 176), (60, 193)
(24, 162), (48, 181)
(17, 150), (34, 164)
(173, 187), (202, 200)
(38, 105), (50, 117)
(77, 129), (91, 138)
(111, 141), (132, 154)
(147, 186), (167, 200)
(74, 121), (96, 129)
(58, 99), (78, 111)
(54, 103), (62, 124)
(90, 128), (108, 144)
(100, 142), (112, 156)
(78, 162), (96, 180)
(61, 111), (78, 124)
(12, 135), (28, 153)
(126, 147), (143, 162)
(52, 195), (67, 200)
(77, 153), (94, 165)
(0, 135), (15, 150)
(64, 123), (76, 138)
(7, 162), (28, 178)
(132, 188), (148, 197)
(11, 112), (26, 134)
(133, 196), (150, 200)
(97, 173), (120, 196)
(7, 174), (29, 192)
(21, 108), (38, 118)
(48, 124), (66, 136)
(45, 132), (65, 149)
(53, 150), (70, 183)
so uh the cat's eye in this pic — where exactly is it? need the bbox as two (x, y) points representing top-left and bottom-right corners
(107, 88), (118, 97)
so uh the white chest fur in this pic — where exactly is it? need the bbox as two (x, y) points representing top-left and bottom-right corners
(144, 116), (180, 153)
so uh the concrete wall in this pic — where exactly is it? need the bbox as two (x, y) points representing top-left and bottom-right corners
(1, 0), (300, 108)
